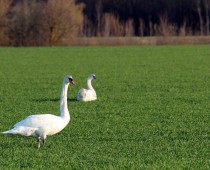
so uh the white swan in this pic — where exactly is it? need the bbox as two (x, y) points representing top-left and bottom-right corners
(2, 75), (75, 148)
(77, 74), (97, 102)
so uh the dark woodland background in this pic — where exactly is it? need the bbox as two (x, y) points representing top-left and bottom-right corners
(0, 0), (210, 46)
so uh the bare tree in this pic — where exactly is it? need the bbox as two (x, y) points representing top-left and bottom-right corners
(8, 0), (44, 46)
(96, 0), (102, 36)
(197, 0), (204, 35)
(204, 0), (210, 35)
(155, 15), (176, 36)
(102, 13), (124, 36)
(0, 0), (11, 17)
(179, 19), (187, 36)
(139, 18), (145, 37)
(41, 0), (84, 46)
(6, 0), (84, 46)
(83, 15), (96, 37)
(0, 0), (11, 45)
(124, 19), (134, 36)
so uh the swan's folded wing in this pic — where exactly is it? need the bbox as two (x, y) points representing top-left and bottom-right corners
(77, 88), (87, 98)
(14, 114), (61, 128)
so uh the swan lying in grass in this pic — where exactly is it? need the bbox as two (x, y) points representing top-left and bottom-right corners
(77, 74), (97, 102)
(2, 75), (75, 148)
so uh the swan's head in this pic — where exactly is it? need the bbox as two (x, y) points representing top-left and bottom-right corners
(64, 75), (75, 85)
(88, 74), (96, 80)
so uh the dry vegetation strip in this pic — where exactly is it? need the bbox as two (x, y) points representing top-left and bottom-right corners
(62, 36), (210, 46)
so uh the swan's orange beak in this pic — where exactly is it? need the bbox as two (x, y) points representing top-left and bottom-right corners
(70, 80), (75, 85)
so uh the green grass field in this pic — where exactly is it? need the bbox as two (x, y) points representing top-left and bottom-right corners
(0, 46), (209, 169)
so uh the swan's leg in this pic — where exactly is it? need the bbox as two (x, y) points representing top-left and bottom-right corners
(42, 134), (47, 146)
(43, 138), (46, 145)
(37, 137), (41, 148)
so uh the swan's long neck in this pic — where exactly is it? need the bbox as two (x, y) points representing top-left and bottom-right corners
(87, 78), (94, 90)
(60, 82), (70, 120)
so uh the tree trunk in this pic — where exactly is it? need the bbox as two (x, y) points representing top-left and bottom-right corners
(204, 0), (210, 35)
(96, 0), (102, 37)
(197, 0), (204, 35)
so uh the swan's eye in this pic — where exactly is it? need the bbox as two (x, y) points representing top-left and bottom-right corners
(68, 77), (75, 85)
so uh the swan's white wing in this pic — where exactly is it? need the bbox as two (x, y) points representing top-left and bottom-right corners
(77, 88), (97, 101)
(86, 89), (96, 98)
(14, 114), (61, 128)
(77, 88), (87, 99)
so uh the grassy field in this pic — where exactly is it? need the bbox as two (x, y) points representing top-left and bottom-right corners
(0, 46), (209, 169)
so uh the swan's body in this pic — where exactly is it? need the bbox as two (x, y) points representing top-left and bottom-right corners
(2, 75), (75, 148)
(77, 74), (97, 102)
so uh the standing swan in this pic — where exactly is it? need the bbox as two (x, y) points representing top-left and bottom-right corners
(2, 75), (75, 148)
(77, 74), (97, 102)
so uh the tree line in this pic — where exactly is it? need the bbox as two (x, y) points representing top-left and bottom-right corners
(80, 0), (210, 37)
(0, 0), (210, 46)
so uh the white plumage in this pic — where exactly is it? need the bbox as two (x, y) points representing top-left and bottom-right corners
(77, 74), (97, 102)
(2, 75), (75, 148)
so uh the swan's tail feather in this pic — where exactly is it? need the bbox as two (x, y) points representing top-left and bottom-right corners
(2, 128), (23, 135)
(1, 126), (38, 136)
(2, 130), (15, 134)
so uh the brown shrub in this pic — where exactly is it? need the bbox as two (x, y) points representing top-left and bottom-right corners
(155, 15), (177, 36)
(4, 0), (84, 46)
(41, 0), (84, 46)
(0, 0), (11, 45)
(102, 13), (124, 37)
(7, 0), (44, 46)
